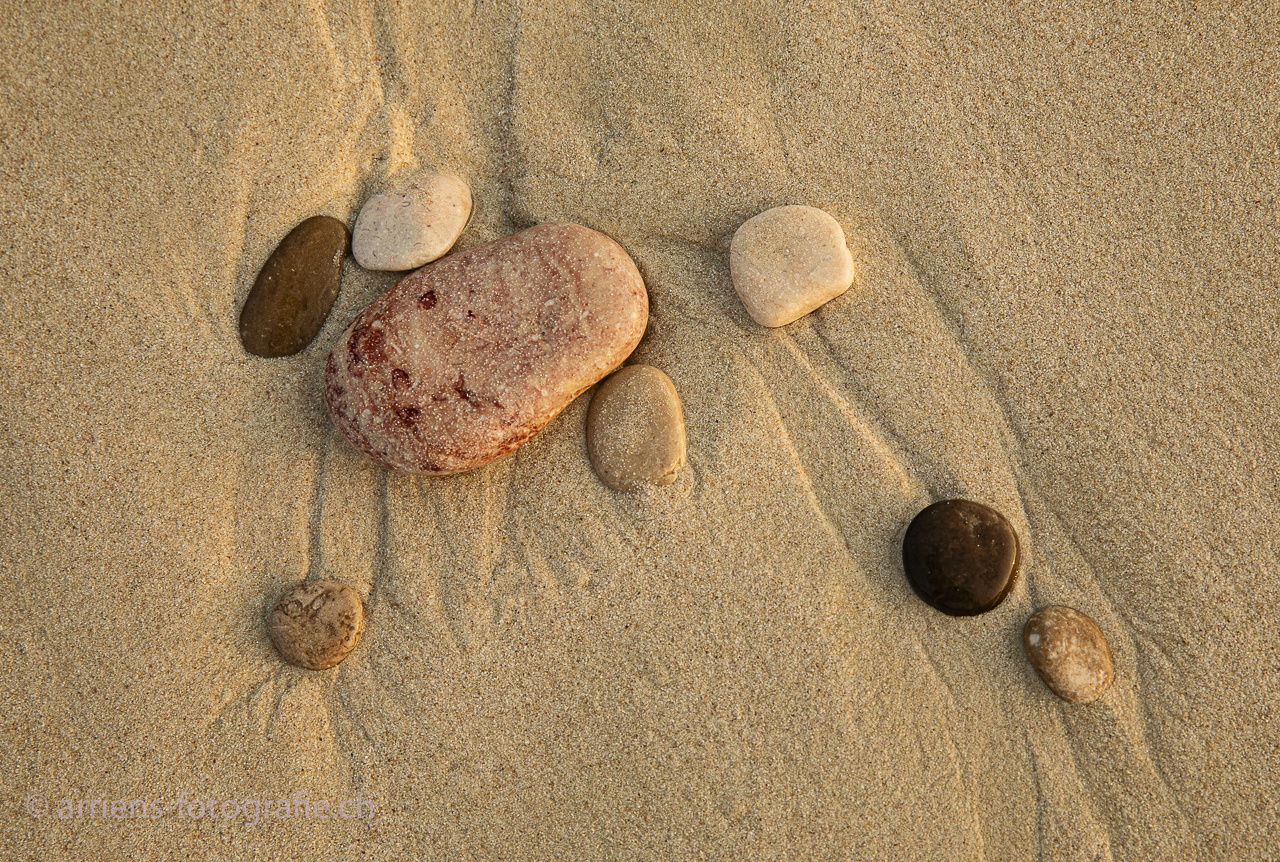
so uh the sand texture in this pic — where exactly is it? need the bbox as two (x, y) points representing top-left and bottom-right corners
(2, 2), (1278, 859)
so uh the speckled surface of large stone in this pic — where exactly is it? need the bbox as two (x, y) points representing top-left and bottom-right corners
(1024, 605), (1115, 704)
(352, 173), (472, 271)
(729, 204), (855, 327)
(239, 215), (349, 357)
(902, 498), (1020, 616)
(267, 580), (364, 670)
(325, 223), (649, 474)
(587, 364), (686, 491)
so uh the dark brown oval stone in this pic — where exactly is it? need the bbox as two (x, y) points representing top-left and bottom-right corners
(902, 499), (1020, 616)
(239, 215), (349, 357)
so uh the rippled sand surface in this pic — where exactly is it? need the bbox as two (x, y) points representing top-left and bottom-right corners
(3, 3), (1278, 858)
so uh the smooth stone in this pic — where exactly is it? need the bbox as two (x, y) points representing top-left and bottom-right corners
(1024, 606), (1115, 703)
(587, 365), (686, 491)
(352, 173), (472, 272)
(239, 215), (349, 357)
(728, 204), (856, 327)
(267, 580), (364, 670)
(902, 499), (1020, 616)
(325, 223), (649, 474)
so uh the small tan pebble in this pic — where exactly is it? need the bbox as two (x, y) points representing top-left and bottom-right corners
(728, 204), (856, 327)
(351, 173), (472, 271)
(267, 580), (365, 670)
(1023, 605), (1115, 704)
(587, 364), (686, 491)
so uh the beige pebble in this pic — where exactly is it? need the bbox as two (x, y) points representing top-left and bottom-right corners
(1023, 605), (1115, 704)
(587, 365), (687, 491)
(267, 580), (365, 670)
(325, 223), (649, 474)
(729, 204), (856, 327)
(351, 173), (472, 271)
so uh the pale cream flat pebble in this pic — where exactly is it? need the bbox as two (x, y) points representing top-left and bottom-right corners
(587, 364), (686, 491)
(729, 204), (856, 327)
(267, 580), (365, 670)
(1023, 605), (1115, 704)
(352, 172), (472, 271)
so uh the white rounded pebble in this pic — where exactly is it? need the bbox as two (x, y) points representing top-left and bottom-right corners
(352, 173), (472, 271)
(728, 204), (856, 327)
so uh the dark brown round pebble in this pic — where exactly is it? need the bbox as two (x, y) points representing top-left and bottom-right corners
(266, 580), (364, 670)
(902, 498), (1020, 616)
(239, 215), (349, 358)
(1023, 605), (1114, 704)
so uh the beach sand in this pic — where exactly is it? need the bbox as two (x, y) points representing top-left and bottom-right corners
(2, 1), (1278, 858)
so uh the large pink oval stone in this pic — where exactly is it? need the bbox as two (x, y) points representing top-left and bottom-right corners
(324, 223), (649, 474)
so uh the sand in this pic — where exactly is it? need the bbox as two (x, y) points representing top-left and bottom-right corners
(2, 2), (1278, 859)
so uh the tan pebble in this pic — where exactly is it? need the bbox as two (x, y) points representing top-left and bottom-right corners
(352, 173), (472, 271)
(267, 580), (365, 670)
(1023, 605), (1114, 704)
(729, 204), (856, 327)
(587, 365), (686, 491)
(325, 223), (649, 474)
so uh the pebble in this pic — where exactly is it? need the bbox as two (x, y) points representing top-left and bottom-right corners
(587, 365), (686, 491)
(325, 223), (649, 474)
(239, 215), (349, 357)
(1024, 605), (1115, 704)
(902, 498), (1020, 616)
(266, 580), (364, 670)
(728, 204), (856, 327)
(352, 173), (472, 271)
